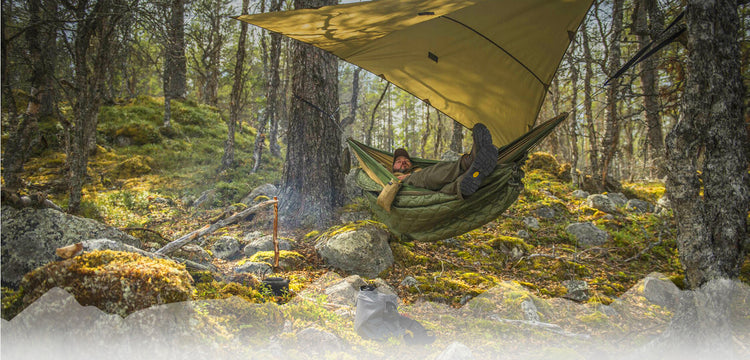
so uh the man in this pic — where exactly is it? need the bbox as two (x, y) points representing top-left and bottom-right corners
(392, 123), (498, 198)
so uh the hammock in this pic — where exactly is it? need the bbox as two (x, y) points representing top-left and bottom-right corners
(348, 113), (568, 241)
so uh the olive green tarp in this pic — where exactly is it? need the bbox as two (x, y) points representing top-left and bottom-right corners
(236, 0), (592, 149)
(348, 113), (567, 241)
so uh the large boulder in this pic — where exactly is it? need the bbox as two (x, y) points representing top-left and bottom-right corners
(19, 250), (193, 317)
(315, 221), (393, 278)
(607, 192), (628, 207)
(626, 199), (654, 214)
(1, 206), (139, 288)
(566, 222), (609, 248)
(243, 235), (292, 257)
(211, 236), (241, 260)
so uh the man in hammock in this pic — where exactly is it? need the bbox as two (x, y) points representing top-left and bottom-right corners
(391, 123), (498, 197)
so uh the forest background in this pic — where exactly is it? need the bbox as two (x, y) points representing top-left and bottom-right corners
(1, 0), (749, 309)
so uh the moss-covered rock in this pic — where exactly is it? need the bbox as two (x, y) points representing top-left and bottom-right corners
(248, 250), (306, 271)
(20, 250), (194, 317)
(525, 152), (561, 176)
(487, 236), (533, 261)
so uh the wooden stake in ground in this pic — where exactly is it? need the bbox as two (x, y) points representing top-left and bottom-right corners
(273, 196), (279, 270)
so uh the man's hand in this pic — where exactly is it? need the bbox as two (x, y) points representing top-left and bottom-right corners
(396, 174), (409, 181)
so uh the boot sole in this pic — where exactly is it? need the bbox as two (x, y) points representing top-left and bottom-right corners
(460, 124), (498, 197)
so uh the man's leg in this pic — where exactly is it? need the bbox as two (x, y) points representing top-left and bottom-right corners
(459, 123), (498, 196)
(403, 160), (464, 191)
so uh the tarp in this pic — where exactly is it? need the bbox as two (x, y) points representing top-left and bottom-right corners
(236, 0), (592, 148)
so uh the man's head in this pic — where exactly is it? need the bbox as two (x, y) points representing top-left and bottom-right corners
(392, 148), (412, 173)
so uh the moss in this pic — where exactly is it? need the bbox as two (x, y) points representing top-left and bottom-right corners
(1, 287), (25, 320)
(525, 152), (561, 175)
(318, 220), (387, 240)
(248, 251), (305, 270)
(20, 250), (194, 317)
(109, 155), (154, 179)
(304, 230), (321, 240)
(390, 242), (428, 267)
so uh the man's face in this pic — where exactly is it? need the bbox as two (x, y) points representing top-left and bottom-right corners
(393, 156), (412, 173)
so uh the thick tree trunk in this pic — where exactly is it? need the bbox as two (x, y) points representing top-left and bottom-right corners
(163, 0), (186, 128)
(278, 0), (344, 228)
(665, 0), (749, 289)
(567, 47), (580, 188)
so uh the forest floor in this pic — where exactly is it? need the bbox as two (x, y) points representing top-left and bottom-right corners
(7, 96), (750, 310)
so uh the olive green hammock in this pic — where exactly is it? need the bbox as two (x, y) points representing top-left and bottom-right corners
(348, 113), (567, 242)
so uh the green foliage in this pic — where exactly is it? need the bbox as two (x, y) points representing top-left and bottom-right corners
(1, 287), (24, 320)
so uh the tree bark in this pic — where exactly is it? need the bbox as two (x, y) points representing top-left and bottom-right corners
(600, 0), (624, 187)
(450, 120), (463, 153)
(567, 45), (580, 188)
(267, 0), (283, 158)
(277, 0), (344, 228)
(582, 19), (599, 176)
(222, 0), (250, 171)
(665, 0), (749, 289)
(162, 0), (186, 128)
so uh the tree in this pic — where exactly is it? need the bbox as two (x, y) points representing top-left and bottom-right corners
(665, 0), (749, 289)
(188, 0), (230, 106)
(222, 0), (250, 171)
(162, 0), (187, 128)
(600, 0), (625, 188)
(277, 0), (344, 228)
(63, 0), (137, 213)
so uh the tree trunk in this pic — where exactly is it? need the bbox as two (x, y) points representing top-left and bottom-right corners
(665, 0), (749, 289)
(450, 120), (463, 153)
(367, 82), (389, 146)
(222, 0), (250, 171)
(278, 0), (344, 228)
(266, 0), (283, 158)
(420, 103), (431, 157)
(567, 46), (580, 188)
(582, 19), (599, 176)
(600, 0), (624, 187)
(433, 111), (444, 158)
(635, 0), (666, 179)
(163, 0), (186, 128)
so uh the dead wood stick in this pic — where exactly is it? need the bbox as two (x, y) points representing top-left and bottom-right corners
(155, 199), (277, 256)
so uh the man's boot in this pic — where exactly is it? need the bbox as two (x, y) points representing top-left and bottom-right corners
(459, 123), (498, 196)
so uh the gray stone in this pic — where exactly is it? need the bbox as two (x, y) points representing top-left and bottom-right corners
(566, 222), (609, 248)
(436, 342), (475, 360)
(243, 235), (292, 257)
(642, 272), (681, 309)
(586, 194), (617, 213)
(626, 199), (654, 214)
(522, 216), (540, 230)
(344, 168), (364, 201)
(243, 231), (264, 242)
(401, 276), (418, 287)
(315, 222), (393, 278)
(534, 206), (555, 219)
(608, 192), (628, 207)
(1, 206), (139, 288)
(211, 236), (241, 260)
(563, 280), (590, 302)
(233, 261), (273, 278)
(240, 183), (278, 205)
(656, 195), (671, 215)
(521, 299), (540, 322)
(339, 210), (370, 224)
(192, 189), (216, 208)
(173, 244), (212, 265)
(325, 275), (368, 306)
(516, 229), (530, 239)
(571, 189), (590, 199)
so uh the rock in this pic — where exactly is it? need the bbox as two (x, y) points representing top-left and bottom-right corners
(608, 192), (628, 207)
(641, 272), (681, 309)
(586, 194), (617, 213)
(566, 222), (609, 248)
(655, 195), (671, 215)
(192, 189), (216, 208)
(562, 280), (590, 302)
(343, 168), (364, 201)
(20, 250), (193, 317)
(243, 230), (265, 242)
(488, 236), (533, 261)
(240, 183), (278, 205)
(315, 221), (393, 278)
(1, 206), (139, 288)
(401, 276), (418, 287)
(534, 206), (555, 219)
(521, 298), (541, 322)
(369, 278), (397, 295)
(233, 261), (273, 278)
(324, 275), (368, 306)
(295, 327), (344, 353)
(435, 342), (475, 360)
(626, 199), (654, 214)
(339, 210), (371, 224)
(516, 229), (530, 239)
(172, 244), (212, 266)
(571, 189), (590, 199)
(243, 235), (292, 257)
(522, 216), (540, 230)
(211, 236), (241, 260)
(248, 251), (305, 271)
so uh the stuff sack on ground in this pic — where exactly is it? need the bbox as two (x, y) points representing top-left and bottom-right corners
(354, 285), (434, 345)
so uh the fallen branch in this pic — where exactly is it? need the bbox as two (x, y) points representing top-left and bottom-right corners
(155, 199), (277, 256)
